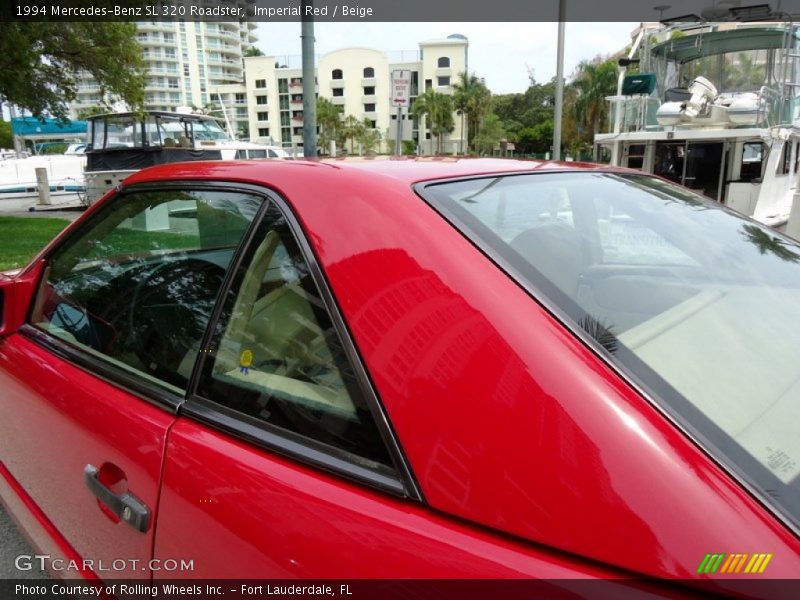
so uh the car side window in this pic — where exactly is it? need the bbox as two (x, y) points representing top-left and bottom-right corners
(30, 189), (262, 393)
(195, 202), (394, 471)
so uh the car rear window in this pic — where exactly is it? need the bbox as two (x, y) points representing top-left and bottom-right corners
(421, 171), (800, 534)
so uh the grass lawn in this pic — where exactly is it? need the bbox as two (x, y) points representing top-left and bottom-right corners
(0, 216), (71, 271)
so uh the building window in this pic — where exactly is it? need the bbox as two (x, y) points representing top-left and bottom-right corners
(363, 86), (375, 95)
(257, 111), (269, 121)
(363, 67), (375, 78)
(438, 57), (450, 68)
(258, 128), (269, 137)
(370, 120), (377, 128)
(364, 103), (376, 112)
(278, 79), (288, 93)
(255, 79), (267, 89)
(437, 76), (450, 87)
(256, 95), (268, 105)
(332, 88), (344, 97)
(235, 93), (246, 104)
(425, 79), (432, 91)
(332, 69), (343, 80)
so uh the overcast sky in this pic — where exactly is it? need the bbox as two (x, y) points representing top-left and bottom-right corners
(255, 22), (639, 94)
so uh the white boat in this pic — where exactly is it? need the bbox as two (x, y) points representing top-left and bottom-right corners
(84, 111), (290, 204)
(0, 153), (86, 211)
(594, 18), (800, 238)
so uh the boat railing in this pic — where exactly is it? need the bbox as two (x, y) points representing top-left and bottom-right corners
(606, 84), (786, 133)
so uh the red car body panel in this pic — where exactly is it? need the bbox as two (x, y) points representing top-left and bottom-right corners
(0, 334), (175, 579)
(1, 159), (798, 586)
(153, 417), (618, 579)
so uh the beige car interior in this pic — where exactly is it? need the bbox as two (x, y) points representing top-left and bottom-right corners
(211, 230), (358, 420)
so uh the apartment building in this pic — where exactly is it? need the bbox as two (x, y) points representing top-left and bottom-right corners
(70, 15), (257, 116)
(213, 34), (469, 154)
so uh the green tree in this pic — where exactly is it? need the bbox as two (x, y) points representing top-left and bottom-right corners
(245, 46), (265, 57)
(316, 97), (343, 154)
(473, 112), (506, 155)
(570, 58), (618, 139)
(341, 115), (365, 154)
(516, 120), (555, 155)
(413, 90), (455, 154)
(0, 21), (146, 119)
(493, 78), (555, 131)
(0, 118), (12, 149)
(355, 118), (381, 155)
(452, 71), (492, 152)
(77, 106), (108, 120)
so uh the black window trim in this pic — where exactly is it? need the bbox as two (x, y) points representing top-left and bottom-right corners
(128, 180), (423, 501)
(414, 170), (800, 537)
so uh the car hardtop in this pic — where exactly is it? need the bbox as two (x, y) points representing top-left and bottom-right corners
(121, 157), (628, 191)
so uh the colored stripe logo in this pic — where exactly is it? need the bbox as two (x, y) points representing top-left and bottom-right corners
(697, 553), (773, 574)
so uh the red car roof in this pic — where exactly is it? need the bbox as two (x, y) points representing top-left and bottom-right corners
(121, 157), (618, 189)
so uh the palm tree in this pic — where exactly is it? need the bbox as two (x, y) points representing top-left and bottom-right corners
(316, 98), (343, 154)
(452, 72), (492, 152)
(413, 90), (455, 154)
(355, 118), (381, 155)
(341, 115), (365, 155)
(570, 58), (618, 140)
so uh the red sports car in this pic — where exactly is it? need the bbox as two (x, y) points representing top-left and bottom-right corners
(1, 159), (798, 594)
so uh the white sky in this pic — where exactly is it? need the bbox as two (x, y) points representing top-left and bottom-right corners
(255, 22), (640, 93)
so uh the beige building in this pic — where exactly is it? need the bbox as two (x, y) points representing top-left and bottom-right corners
(213, 34), (469, 154)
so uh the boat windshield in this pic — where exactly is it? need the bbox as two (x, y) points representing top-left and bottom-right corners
(422, 171), (800, 534)
(192, 119), (230, 141)
(679, 48), (771, 94)
(93, 115), (142, 149)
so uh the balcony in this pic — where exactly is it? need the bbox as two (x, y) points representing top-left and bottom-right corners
(435, 67), (452, 77)
(289, 80), (304, 89)
(138, 37), (165, 47)
(218, 30), (241, 42)
(330, 80), (345, 90)
(361, 77), (376, 87)
(138, 23), (173, 33)
(331, 97), (346, 106)
(362, 94), (376, 103)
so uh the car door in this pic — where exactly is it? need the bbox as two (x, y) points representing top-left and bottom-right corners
(0, 185), (264, 579)
(150, 193), (617, 579)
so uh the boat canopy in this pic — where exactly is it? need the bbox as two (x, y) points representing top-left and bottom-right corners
(11, 117), (87, 139)
(650, 27), (797, 63)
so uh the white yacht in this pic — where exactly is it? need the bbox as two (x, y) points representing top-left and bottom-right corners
(0, 153), (87, 210)
(595, 18), (800, 238)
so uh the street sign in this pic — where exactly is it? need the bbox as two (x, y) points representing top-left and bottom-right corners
(391, 70), (412, 107)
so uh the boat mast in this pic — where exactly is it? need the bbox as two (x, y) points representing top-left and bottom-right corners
(216, 92), (237, 140)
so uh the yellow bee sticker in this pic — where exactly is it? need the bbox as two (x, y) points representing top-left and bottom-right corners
(239, 349), (254, 374)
